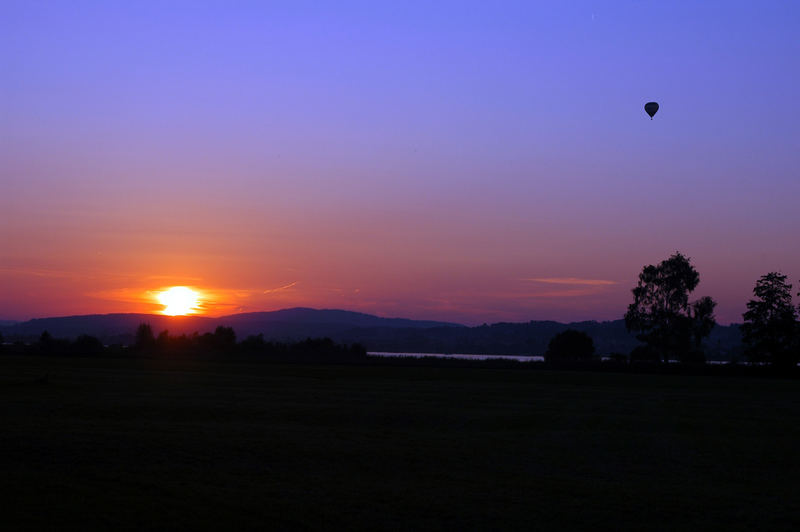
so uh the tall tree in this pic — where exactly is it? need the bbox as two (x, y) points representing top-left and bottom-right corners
(625, 252), (716, 363)
(741, 272), (798, 369)
(134, 323), (155, 352)
(690, 296), (718, 351)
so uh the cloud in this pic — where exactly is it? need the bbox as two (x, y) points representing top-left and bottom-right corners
(263, 281), (298, 294)
(523, 277), (617, 286)
(0, 267), (78, 279)
(520, 288), (606, 298)
(507, 276), (620, 299)
(87, 287), (159, 305)
(144, 275), (205, 282)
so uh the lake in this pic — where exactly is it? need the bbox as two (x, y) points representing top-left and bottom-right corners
(369, 352), (739, 364)
(369, 351), (544, 362)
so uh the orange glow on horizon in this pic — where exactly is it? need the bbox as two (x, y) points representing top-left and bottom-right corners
(156, 286), (201, 316)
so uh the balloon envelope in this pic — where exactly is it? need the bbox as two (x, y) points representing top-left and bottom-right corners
(644, 102), (659, 119)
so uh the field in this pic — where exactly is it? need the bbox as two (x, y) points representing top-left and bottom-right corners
(2, 355), (800, 531)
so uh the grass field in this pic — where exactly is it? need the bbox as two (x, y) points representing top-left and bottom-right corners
(2, 355), (800, 531)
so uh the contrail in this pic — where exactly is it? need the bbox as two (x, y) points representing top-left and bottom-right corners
(263, 281), (298, 294)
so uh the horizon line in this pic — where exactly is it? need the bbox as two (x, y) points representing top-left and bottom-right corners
(0, 307), (743, 327)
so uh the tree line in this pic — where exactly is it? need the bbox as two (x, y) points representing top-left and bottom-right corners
(0, 324), (367, 363)
(545, 252), (800, 369)
(132, 323), (366, 362)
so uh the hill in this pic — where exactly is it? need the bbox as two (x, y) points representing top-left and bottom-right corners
(0, 308), (461, 345)
(337, 320), (742, 360)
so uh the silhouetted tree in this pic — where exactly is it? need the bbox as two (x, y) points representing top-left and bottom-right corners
(169, 333), (193, 353)
(198, 332), (216, 350)
(156, 330), (170, 352)
(38, 330), (54, 354)
(624, 252), (716, 363)
(686, 295), (717, 364)
(545, 329), (594, 363)
(123, 324), (363, 361)
(213, 326), (236, 349)
(73, 334), (104, 356)
(690, 296), (717, 348)
(36, 330), (72, 355)
(134, 323), (155, 352)
(349, 343), (368, 359)
(241, 333), (266, 351)
(742, 272), (798, 368)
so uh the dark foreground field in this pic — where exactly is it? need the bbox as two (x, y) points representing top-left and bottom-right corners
(2, 356), (799, 531)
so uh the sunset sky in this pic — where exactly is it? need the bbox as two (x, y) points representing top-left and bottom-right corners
(2, 1), (799, 324)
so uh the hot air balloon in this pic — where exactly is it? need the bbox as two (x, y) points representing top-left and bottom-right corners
(644, 102), (659, 119)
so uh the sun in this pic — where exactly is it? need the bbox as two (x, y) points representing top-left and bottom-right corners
(157, 286), (201, 316)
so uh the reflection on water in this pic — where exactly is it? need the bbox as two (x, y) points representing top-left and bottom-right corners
(369, 352), (742, 364)
(369, 352), (543, 362)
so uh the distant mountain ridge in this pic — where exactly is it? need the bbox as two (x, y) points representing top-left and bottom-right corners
(0, 308), (743, 359)
(0, 308), (461, 345)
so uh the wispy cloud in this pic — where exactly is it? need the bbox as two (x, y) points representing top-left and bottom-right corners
(0, 267), (77, 279)
(263, 281), (298, 294)
(144, 275), (205, 282)
(88, 287), (158, 305)
(523, 277), (617, 286)
(521, 288), (605, 298)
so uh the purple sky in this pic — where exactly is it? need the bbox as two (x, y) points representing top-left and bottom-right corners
(2, 1), (799, 324)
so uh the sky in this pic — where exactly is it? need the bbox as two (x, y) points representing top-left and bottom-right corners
(2, 1), (799, 324)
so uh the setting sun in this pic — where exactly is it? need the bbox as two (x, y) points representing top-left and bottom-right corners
(157, 286), (200, 316)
